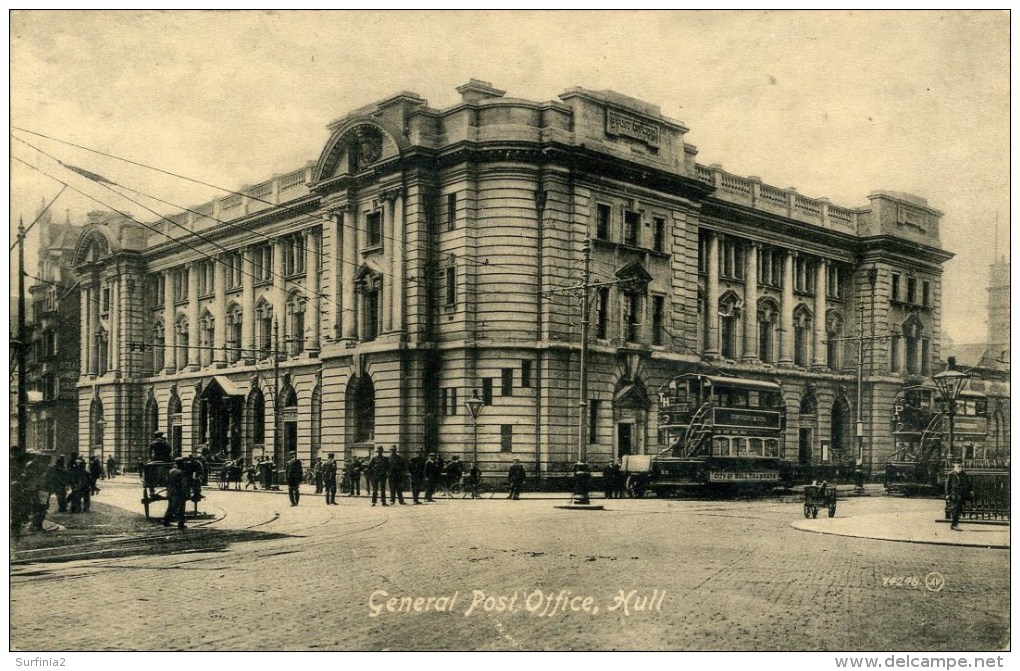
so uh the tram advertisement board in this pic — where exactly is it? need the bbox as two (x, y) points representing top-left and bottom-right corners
(953, 416), (987, 435)
(713, 408), (782, 430)
(708, 471), (780, 482)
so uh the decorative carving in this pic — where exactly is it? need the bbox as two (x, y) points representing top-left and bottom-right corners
(606, 109), (661, 148)
(353, 126), (383, 171)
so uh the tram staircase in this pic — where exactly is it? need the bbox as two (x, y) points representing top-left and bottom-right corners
(677, 403), (713, 458)
(887, 414), (945, 493)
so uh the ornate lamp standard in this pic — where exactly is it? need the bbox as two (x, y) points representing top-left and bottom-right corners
(464, 390), (484, 463)
(932, 356), (971, 463)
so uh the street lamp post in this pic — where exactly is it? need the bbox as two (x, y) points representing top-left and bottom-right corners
(933, 356), (970, 463)
(464, 390), (484, 464)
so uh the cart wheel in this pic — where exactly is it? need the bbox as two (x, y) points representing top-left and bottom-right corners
(828, 503), (837, 518)
(803, 504), (811, 518)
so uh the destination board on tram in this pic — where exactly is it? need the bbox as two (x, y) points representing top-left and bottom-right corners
(713, 408), (782, 430)
(709, 471), (780, 482)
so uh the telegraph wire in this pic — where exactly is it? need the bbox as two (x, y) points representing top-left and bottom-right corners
(11, 126), (537, 274)
(8, 184), (67, 252)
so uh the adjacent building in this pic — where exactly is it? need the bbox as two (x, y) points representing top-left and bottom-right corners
(73, 80), (958, 476)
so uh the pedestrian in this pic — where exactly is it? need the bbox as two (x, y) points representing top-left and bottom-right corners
(323, 453), (338, 505)
(466, 461), (482, 499)
(149, 431), (172, 462)
(348, 459), (362, 497)
(313, 457), (324, 494)
(369, 447), (389, 506)
(613, 461), (627, 499)
(106, 455), (117, 480)
(388, 446), (408, 505)
(162, 457), (188, 529)
(508, 459), (526, 500)
(445, 455), (464, 497)
(945, 459), (969, 531)
(423, 453), (441, 502)
(88, 456), (103, 494)
(362, 457), (373, 498)
(286, 451), (303, 506)
(408, 450), (426, 504)
(71, 458), (92, 512)
(46, 456), (70, 513)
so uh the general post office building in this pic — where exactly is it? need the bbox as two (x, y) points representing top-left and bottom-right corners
(73, 80), (953, 477)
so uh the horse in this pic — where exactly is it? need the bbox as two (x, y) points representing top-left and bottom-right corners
(218, 459), (244, 491)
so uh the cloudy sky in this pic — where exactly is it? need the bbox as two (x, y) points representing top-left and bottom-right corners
(9, 10), (1010, 345)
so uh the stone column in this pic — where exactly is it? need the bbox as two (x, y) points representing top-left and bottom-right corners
(384, 194), (395, 332)
(779, 250), (795, 365)
(813, 260), (827, 368)
(80, 284), (90, 376)
(305, 228), (321, 355)
(705, 232), (720, 358)
(342, 205), (357, 340)
(213, 254), (227, 367)
(109, 278), (119, 372)
(86, 284), (98, 376)
(187, 263), (199, 369)
(163, 272), (175, 373)
(742, 242), (759, 362)
(272, 238), (286, 352)
(241, 248), (255, 362)
(393, 189), (405, 332)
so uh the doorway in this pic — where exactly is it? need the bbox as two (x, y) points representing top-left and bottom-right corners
(798, 428), (813, 465)
(617, 423), (633, 459)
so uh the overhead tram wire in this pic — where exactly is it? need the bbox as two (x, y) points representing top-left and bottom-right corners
(11, 125), (538, 275)
(8, 183), (67, 252)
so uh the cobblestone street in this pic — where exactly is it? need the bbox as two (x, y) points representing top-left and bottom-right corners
(10, 480), (1009, 651)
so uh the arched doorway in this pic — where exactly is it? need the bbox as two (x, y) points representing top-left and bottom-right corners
(167, 392), (183, 457)
(281, 386), (298, 462)
(798, 392), (817, 465)
(197, 377), (245, 459)
(89, 396), (105, 459)
(143, 394), (159, 467)
(346, 375), (376, 455)
(830, 396), (852, 464)
(245, 387), (266, 461)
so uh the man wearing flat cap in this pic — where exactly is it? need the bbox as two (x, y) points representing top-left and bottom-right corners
(368, 446), (389, 506)
(945, 459), (969, 531)
(388, 446), (408, 505)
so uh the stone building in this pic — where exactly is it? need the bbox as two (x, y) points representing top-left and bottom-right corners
(24, 206), (83, 456)
(73, 80), (955, 477)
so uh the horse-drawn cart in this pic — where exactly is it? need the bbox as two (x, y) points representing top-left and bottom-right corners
(140, 460), (204, 520)
(803, 483), (837, 518)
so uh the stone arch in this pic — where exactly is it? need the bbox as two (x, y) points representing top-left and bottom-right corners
(718, 290), (742, 360)
(89, 396), (105, 457)
(825, 309), (845, 370)
(757, 297), (780, 363)
(167, 389), (183, 457)
(798, 389), (818, 465)
(346, 374), (376, 447)
(72, 225), (120, 267)
(245, 385), (266, 458)
(829, 394), (853, 464)
(313, 117), (412, 183)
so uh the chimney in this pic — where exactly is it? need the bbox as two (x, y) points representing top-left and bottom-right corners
(456, 79), (506, 103)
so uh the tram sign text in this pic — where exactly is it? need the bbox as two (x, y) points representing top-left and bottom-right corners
(709, 471), (780, 482)
(713, 408), (782, 430)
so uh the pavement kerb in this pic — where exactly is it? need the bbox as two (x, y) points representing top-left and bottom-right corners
(791, 513), (1010, 550)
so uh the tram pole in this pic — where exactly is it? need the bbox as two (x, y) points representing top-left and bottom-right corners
(574, 239), (592, 505)
(17, 217), (28, 451)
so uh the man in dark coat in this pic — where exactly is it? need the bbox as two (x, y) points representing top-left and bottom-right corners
(106, 455), (117, 479)
(88, 456), (103, 494)
(149, 431), (172, 462)
(313, 457), (324, 494)
(69, 458), (91, 513)
(286, 452), (303, 506)
(466, 461), (482, 499)
(323, 453), (338, 505)
(508, 459), (527, 500)
(945, 459), (969, 531)
(423, 453), (441, 502)
(408, 450), (426, 504)
(368, 447), (389, 506)
(162, 457), (188, 529)
(388, 446), (408, 505)
(46, 456), (70, 513)
(445, 456), (465, 496)
(602, 461), (616, 499)
(347, 459), (362, 496)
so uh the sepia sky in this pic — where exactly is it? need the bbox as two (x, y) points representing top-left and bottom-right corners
(8, 10), (1010, 345)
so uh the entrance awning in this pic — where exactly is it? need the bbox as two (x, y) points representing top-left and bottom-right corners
(199, 375), (245, 399)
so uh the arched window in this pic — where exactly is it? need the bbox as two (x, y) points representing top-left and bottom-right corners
(168, 391), (183, 457)
(246, 386), (266, 452)
(281, 386), (299, 460)
(174, 315), (189, 371)
(757, 298), (779, 364)
(718, 291), (741, 360)
(793, 305), (812, 367)
(355, 272), (381, 342)
(226, 303), (243, 363)
(89, 396), (104, 455)
(826, 311), (845, 370)
(96, 327), (109, 375)
(255, 298), (273, 359)
(286, 290), (306, 356)
(199, 310), (215, 367)
(152, 320), (165, 373)
(902, 315), (923, 375)
(347, 375), (376, 443)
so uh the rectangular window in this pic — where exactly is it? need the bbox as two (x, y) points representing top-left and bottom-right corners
(771, 250), (783, 287)
(624, 293), (640, 342)
(757, 247), (769, 285)
(596, 203), (611, 240)
(364, 290), (379, 341)
(445, 265), (457, 306)
(759, 319), (773, 363)
(922, 280), (931, 307)
(890, 336), (901, 372)
(921, 338), (931, 376)
(906, 277), (917, 304)
(173, 269), (189, 302)
(827, 264), (844, 299)
(441, 388), (458, 416)
(284, 234), (306, 276)
(624, 210), (640, 246)
(500, 425), (513, 453)
(652, 217), (666, 252)
(482, 378), (493, 405)
(254, 245), (272, 283)
(197, 260), (213, 296)
(101, 286), (111, 314)
(698, 231), (710, 274)
(794, 325), (808, 367)
(501, 368), (513, 396)
(366, 211), (383, 248)
(521, 360), (532, 388)
(891, 273), (901, 302)
(589, 399), (600, 444)
(446, 193), (457, 231)
(652, 295), (665, 346)
(596, 287), (610, 339)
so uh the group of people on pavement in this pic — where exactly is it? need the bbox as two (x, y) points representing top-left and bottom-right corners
(600, 459), (627, 499)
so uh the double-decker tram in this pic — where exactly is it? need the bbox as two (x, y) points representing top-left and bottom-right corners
(622, 374), (787, 497)
(885, 386), (989, 495)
